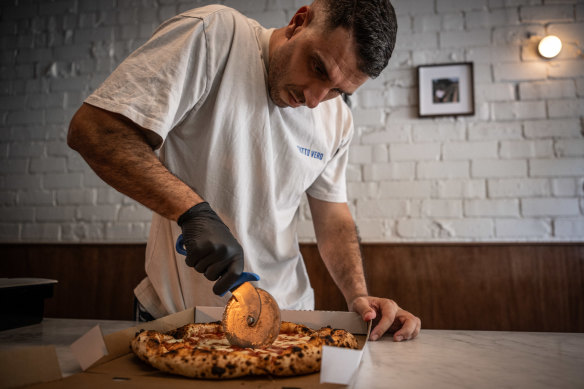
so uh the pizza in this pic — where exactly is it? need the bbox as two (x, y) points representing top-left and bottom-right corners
(131, 321), (358, 379)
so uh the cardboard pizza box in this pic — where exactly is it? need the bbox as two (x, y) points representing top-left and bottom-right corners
(1, 307), (371, 389)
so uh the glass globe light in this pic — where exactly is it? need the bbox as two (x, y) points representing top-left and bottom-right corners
(538, 35), (562, 59)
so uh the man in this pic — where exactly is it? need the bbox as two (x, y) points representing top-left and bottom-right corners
(68, 0), (421, 342)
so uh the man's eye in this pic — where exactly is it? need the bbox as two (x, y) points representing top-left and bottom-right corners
(313, 61), (325, 77)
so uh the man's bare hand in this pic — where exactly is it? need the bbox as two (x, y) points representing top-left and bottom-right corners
(350, 296), (421, 341)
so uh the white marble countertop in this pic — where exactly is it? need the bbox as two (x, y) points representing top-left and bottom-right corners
(1, 319), (583, 388)
(353, 329), (584, 388)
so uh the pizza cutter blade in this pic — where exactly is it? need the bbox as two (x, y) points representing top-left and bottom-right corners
(221, 272), (281, 349)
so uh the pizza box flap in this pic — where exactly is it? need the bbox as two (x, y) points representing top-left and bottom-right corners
(195, 306), (370, 334)
(0, 345), (62, 389)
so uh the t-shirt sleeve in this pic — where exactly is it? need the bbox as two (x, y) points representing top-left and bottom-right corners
(84, 13), (211, 144)
(305, 103), (354, 203)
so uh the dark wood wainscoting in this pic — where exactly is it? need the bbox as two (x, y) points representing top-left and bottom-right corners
(0, 244), (147, 321)
(303, 243), (584, 332)
(1, 243), (583, 332)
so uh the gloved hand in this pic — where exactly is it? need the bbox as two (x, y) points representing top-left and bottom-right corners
(177, 202), (244, 296)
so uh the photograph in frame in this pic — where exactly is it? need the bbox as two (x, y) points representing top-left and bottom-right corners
(417, 63), (475, 118)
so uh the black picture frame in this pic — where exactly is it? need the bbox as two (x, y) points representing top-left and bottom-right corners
(417, 62), (475, 118)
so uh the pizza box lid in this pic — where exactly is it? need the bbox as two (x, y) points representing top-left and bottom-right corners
(1, 307), (371, 389)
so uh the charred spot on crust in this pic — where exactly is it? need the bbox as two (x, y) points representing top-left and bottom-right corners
(245, 361), (252, 366)
(166, 325), (189, 339)
(147, 338), (160, 346)
(135, 329), (145, 337)
(211, 366), (226, 376)
(226, 363), (236, 370)
(292, 346), (302, 353)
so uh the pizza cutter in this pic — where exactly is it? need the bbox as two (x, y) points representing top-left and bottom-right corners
(176, 235), (281, 348)
(220, 272), (281, 348)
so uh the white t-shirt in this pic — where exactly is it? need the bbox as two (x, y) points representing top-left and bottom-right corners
(85, 5), (354, 317)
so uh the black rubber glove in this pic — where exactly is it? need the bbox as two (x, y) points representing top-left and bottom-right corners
(177, 202), (244, 296)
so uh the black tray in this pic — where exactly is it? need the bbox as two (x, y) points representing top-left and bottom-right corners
(0, 278), (58, 331)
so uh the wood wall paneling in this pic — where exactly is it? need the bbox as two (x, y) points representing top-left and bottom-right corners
(1, 243), (583, 332)
(0, 244), (146, 320)
(301, 243), (584, 332)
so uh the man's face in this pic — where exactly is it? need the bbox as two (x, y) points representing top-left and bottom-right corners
(268, 21), (369, 109)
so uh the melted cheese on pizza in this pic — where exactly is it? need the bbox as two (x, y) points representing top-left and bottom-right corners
(163, 333), (311, 356)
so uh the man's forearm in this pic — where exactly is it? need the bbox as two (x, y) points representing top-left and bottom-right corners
(307, 196), (368, 308)
(68, 104), (203, 221)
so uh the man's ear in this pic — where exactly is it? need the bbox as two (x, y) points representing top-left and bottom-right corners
(285, 5), (312, 39)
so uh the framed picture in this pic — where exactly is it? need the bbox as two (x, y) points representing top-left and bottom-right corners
(417, 62), (475, 118)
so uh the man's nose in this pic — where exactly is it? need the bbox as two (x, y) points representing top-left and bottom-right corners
(303, 84), (329, 108)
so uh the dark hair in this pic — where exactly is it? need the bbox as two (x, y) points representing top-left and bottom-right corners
(318, 0), (397, 78)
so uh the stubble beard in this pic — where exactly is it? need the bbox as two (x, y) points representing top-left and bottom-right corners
(267, 61), (287, 108)
(267, 44), (298, 108)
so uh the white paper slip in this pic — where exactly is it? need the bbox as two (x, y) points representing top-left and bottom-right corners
(320, 344), (366, 384)
(70, 325), (108, 371)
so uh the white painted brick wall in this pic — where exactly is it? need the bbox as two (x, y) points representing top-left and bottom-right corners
(523, 119), (581, 139)
(499, 140), (554, 159)
(496, 219), (551, 239)
(390, 143), (441, 161)
(472, 160), (528, 178)
(488, 178), (550, 198)
(554, 218), (584, 238)
(519, 80), (576, 100)
(443, 141), (498, 160)
(465, 199), (520, 217)
(522, 198), (581, 217)
(1, 0), (582, 243)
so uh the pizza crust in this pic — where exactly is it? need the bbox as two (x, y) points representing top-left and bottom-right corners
(130, 321), (358, 379)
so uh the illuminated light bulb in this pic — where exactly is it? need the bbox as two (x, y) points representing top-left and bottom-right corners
(538, 35), (562, 59)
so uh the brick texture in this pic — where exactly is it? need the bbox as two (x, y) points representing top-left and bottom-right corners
(0, 0), (582, 243)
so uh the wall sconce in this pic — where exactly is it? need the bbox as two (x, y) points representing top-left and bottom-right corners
(538, 35), (562, 59)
